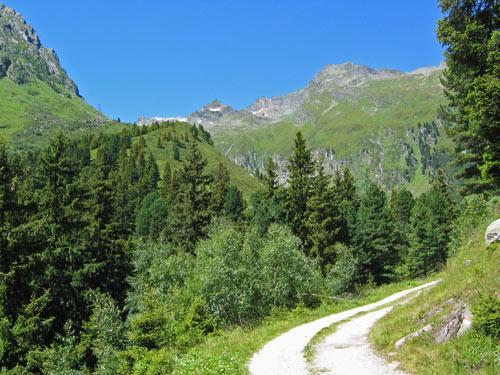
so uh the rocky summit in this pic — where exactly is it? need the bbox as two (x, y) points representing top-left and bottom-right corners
(0, 3), (78, 96)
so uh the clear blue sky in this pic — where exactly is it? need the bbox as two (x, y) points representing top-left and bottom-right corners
(3, 0), (444, 122)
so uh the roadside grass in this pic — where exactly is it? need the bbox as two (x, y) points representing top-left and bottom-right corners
(172, 279), (424, 374)
(370, 205), (500, 374)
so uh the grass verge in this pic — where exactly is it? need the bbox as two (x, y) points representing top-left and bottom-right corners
(171, 279), (425, 374)
(370, 206), (500, 374)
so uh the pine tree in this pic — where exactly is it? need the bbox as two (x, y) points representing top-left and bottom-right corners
(388, 188), (415, 260)
(264, 157), (278, 198)
(306, 160), (342, 267)
(353, 183), (398, 283)
(212, 162), (230, 216)
(284, 132), (314, 246)
(332, 167), (359, 245)
(437, 0), (499, 193)
(224, 185), (245, 222)
(168, 141), (213, 252)
(159, 159), (172, 202)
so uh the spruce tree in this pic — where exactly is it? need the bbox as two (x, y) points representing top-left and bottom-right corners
(306, 160), (342, 267)
(212, 162), (230, 216)
(284, 131), (314, 246)
(168, 141), (213, 252)
(353, 183), (398, 283)
(437, 0), (499, 193)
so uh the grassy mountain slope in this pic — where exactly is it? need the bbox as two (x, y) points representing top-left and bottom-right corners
(131, 122), (261, 198)
(0, 3), (108, 148)
(0, 77), (107, 148)
(207, 68), (452, 193)
(370, 200), (499, 374)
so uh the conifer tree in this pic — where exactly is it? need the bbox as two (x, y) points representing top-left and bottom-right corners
(353, 183), (398, 283)
(306, 160), (342, 267)
(212, 162), (230, 216)
(284, 131), (314, 246)
(437, 0), (499, 193)
(264, 157), (278, 198)
(168, 141), (213, 252)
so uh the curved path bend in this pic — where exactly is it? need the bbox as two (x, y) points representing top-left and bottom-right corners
(248, 280), (440, 375)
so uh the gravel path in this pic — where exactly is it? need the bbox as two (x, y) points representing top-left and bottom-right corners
(248, 280), (439, 375)
(312, 306), (402, 374)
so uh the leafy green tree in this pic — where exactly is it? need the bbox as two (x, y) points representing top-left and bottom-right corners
(259, 225), (322, 308)
(326, 243), (359, 296)
(284, 132), (314, 246)
(438, 0), (499, 193)
(353, 183), (398, 283)
(263, 157), (279, 198)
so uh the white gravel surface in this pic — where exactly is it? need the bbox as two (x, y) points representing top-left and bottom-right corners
(248, 280), (439, 375)
(312, 306), (402, 374)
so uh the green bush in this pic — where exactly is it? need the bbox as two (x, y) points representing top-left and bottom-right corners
(472, 294), (500, 339)
(189, 222), (262, 326)
(326, 243), (359, 296)
(259, 225), (322, 308)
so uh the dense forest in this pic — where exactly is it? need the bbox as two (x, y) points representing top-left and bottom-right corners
(0, 122), (461, 373)
(0, 0), (498, 373)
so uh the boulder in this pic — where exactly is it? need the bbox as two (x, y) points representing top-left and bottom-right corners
(485, 219), (500, 245)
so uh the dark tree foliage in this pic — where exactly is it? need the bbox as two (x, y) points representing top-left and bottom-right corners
(306, 160), (343, 268)
(167, 141), (213, 253)
(353, 183), (398, 283)
(438, 0), (499, 193)
(283, 131), (314, 247)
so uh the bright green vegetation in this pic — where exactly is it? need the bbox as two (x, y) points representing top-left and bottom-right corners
(173, 279), (423, 374)
(139, 122), (260, 199)
(371, 197), (500, 374)
(0, 77), (107, 148)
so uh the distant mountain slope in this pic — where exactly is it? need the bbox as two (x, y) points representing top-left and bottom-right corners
(183, 63), (451, 193)
(132, 122), (261, 198)
(0, 3), (107, 147)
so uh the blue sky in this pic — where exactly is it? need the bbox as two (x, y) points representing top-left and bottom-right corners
(3, 1), (444, 122)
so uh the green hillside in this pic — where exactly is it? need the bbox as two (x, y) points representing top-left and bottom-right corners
(0, 77), (107, 147)
(210, 69), (452, 194)
(123, 122), (261, 198)
(371, 199), (499, 373)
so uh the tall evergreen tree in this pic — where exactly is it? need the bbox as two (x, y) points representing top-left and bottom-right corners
(437, 0), (499, 193)
(212, 162), (230, 216)
(306, 160), (342, 267)
(284, 132), (314, 246)
(353, 183), (398, 283)
(167, 141), (213, 253)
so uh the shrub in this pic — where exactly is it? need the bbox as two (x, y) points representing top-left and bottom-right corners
(259, 225), (322, 308)
(472, 294), (500, 339)
(326, 243), (359, 296)
(189, 222), (262, 326)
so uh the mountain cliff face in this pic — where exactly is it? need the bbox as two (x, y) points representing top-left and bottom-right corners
(183, 63), (450, 192)
(0, 3), (107, 146)
(0, 3), (78, 96)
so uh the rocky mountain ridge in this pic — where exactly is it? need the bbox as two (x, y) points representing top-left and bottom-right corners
(0, 3), (79, 96)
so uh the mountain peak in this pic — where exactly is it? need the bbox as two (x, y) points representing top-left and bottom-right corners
(0, 3), (79, 96)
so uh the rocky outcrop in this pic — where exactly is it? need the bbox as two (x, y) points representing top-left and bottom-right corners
(0, 3), (78, 95)
(394, 324), (433, 349)
(436, 305), (473, 343)
(485, 219), (500, 245)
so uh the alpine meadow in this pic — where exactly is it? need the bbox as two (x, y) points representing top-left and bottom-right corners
(0, 1), (498, 374)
